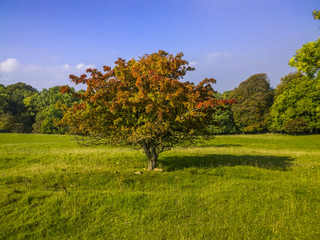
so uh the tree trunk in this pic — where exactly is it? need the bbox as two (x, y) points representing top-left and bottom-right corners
(142, 141), (159, 171)
(148, 157), (157, 171)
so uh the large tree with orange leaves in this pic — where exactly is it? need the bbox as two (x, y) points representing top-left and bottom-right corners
(60, 51), (234, 170)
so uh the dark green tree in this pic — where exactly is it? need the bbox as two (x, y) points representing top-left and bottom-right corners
(0, 113), (15, 132)
(0, 84), (10, 114)
(230, 73), (274, 133)
(208, 91), (237, 134)
(24, 86), (79, 134)
(0, 82), (38, 132)
(209, 108), (237, 134)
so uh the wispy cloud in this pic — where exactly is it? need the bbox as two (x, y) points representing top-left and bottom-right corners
(206, 52), (231, 60)
(61, 63), (95, 71)
(189, 61), (198, 66)
(61, 64), (71, 70)
(75, 63), (95, 70)
(0, 58), (95, 90)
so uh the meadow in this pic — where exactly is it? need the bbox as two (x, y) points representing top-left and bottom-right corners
(0, 133), (320, 239)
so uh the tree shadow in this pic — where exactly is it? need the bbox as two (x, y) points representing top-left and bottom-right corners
(194, 144), (243, 148)
(160, 154), (294, 171)
(213, 144), (243, 148)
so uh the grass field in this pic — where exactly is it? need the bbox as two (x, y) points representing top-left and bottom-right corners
(0, 133), (320, 239)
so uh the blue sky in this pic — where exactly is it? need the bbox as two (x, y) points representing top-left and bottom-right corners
(0, 0), (319, 92)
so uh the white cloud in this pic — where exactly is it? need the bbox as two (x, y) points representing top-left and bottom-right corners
(61, 64), (71, 70)
(189, 61), (198, 66)
(0, 58), (20, 72)
(76, 63), (85, 69)
(206, 52), (230, 60)
(76, 63), (95, 70)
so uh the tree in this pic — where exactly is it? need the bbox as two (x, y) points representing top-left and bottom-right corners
(270, 10), (320, 134)
(230, 73), (274, 133)
(60, 51), (234, 170)
(0, 113), (15, 133)
(24, 86), (79, 134)
(208, 108), (237, 134)
(0, 82), (38, 132)
(208, 91), (237, 134)
(312, 10), (320, 20)
(289, 38), (320, 78)
(269, 73), (320, 134)
(0, 84), (10, 114)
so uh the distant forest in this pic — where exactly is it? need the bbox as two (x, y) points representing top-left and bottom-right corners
(1, 69), (319, 135)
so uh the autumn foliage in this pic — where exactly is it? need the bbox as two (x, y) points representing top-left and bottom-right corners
(60, 51), (234, 170)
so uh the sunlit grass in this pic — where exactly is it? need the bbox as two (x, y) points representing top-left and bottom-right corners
(1, 133), (320, 239)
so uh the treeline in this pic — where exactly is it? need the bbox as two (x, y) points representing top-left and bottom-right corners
(209, 72), (320, 134)
(0, 83), (79, 134)
(1, 69), (319, 135)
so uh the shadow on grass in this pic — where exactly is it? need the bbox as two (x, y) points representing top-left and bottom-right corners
(160, 154), (294, 171)
(212, 144), (243, 148)
(195, 144), (243, 148)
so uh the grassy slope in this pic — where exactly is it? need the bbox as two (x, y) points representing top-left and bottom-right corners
(0, 133), (320, 239)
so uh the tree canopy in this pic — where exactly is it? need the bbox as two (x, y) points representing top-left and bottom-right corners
(208, 91), (237, 134)
(60, 50), (234, 170)
(230, 73), (274, 133)
(0, 82), (38, 133)
(289, 39), (320, 78)
(24, 86), (79, 134)
(269, 72), (320, 133)
(312, 10), (320, 20)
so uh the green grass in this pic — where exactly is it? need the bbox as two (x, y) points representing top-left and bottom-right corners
(0, 133), (320, 239)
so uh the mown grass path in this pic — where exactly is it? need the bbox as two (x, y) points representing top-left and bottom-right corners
(0, 134), (320, 239)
